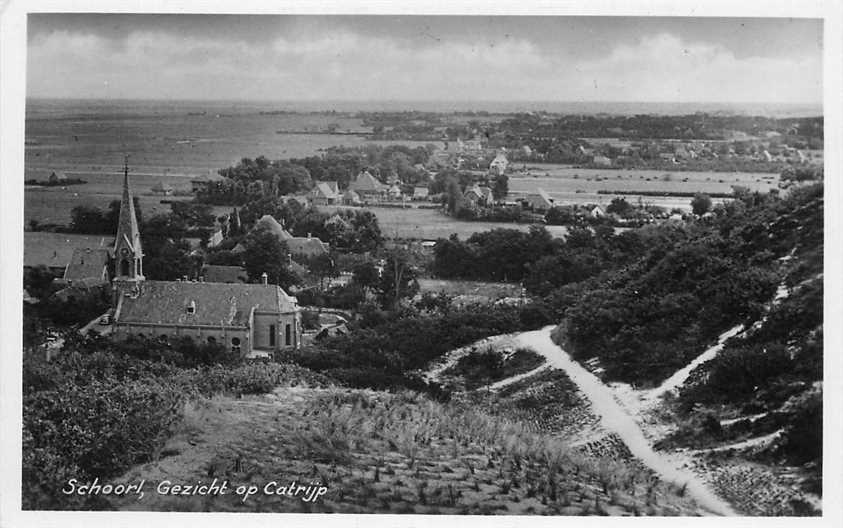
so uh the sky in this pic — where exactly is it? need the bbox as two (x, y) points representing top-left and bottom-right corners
(26, 15), (823, 104)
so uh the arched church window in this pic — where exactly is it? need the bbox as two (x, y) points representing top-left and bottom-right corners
(120, 259), (130, 276)
(231, 337), (241, 354)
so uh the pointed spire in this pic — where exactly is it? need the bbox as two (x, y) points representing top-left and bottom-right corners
(115, 156), (143, 257)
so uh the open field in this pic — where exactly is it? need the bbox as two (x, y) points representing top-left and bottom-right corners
(319, 205), (569, 240)
(25, 172), (194, 225)
(508, 165), (780, 211)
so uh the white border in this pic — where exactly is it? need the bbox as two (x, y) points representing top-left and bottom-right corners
(1, 2), (841, 528)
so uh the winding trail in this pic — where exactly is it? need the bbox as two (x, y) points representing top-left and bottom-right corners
(514, 326), (737, 516)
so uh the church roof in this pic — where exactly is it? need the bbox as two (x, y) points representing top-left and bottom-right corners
(64, 247), (110, 282)
(116, 280), (298, 328)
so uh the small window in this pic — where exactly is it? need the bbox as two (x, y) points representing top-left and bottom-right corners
(186, 301), (196, 315)
(285, 324), (291, 346)
(269, 324), (276, 347)
(207, 336), (217, 344)
(159, 334), (168, 344)
(231, 337), (241, 354)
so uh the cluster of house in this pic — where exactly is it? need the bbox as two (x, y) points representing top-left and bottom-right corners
(25, 169), (304, 359)
(308, 169), (434, 206)
(571, 138), (817, 168)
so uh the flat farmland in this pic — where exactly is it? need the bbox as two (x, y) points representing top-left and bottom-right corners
(318, 205), (569, 240)
(25, 171), (195, 225)
(508, 165), (780, 211)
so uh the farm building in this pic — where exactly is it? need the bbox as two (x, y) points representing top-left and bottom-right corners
(349, 170), (388, 199)
(523, 188), (555, 212)
(151, 181), (174, 196)
(310, 181), (341, 206)
(190, 172), (226, 194)
(110, 171), (302, 359)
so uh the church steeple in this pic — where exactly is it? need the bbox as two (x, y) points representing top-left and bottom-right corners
(114, 156), (144, 281)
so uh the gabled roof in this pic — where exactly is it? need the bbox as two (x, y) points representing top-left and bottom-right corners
(286, 237), (329, 257)
(312, 181), (341, 199)
(254, 215), (293, 240)
(25, 232), (114, 269)
(116, 280), (298, 327)
(64, 247), (110, 282)
(349, 170), (387, 193)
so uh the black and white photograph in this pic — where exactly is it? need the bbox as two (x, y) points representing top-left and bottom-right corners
(0, 1), (840, 525)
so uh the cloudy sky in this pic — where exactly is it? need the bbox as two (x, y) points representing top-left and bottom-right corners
(27, 15), (823, 103)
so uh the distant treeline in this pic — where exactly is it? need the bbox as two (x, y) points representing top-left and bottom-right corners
(25, 178), (86, 186)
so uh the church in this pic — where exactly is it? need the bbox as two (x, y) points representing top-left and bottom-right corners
(109, 165), (302, 359)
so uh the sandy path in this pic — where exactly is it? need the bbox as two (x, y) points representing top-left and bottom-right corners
(514, 326), (737, 516)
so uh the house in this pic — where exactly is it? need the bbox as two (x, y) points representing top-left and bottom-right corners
(388, 184), (404, 200)
(524, 188), (554, 212)
(25, 232), (114, 277)
(592, 155), (612, 167)
(342, 189), (362, 206)
(201, 265), (248, 284)
(489, 152), (509, 176)
(464, 184), (494, 207)
(234, 215), (329, 260)
(151, 181), (174, 196)
(110, 169), (302, 359)
(348, 170), (388, 199)
(310, 181), (341, 206)
(412, 187), (430, 201)
(54, 247), (111, 287)
(48, 171), (68, 184)
(590, 205), (606, 218)
(190, 172), (226, 194)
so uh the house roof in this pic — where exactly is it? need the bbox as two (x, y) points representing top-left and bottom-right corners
(116, 280), (298, 328)
(312, 181), (340, 199)
(254, 215), (293, 240)
(349, 171), (387, 193)
(25, 232), (114, 269)
(286, 237), (329, 257)
(202, 264), (248, 283)
(64, 247), (110, 282)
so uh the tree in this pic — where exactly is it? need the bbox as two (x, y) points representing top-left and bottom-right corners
(377, 248), (420, 310)
(606, 197), (633, 216)
(492, 173), (509, 200)
(691, 193), (713, 216)
(445, 177), (463, 214)
(241, 228), (298, 289)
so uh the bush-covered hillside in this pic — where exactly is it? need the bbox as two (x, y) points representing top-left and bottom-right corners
(551, 184), (822, 385)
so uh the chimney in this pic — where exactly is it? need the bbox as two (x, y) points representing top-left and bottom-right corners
(307, 232), (312, 239)
(261, 272), (268, 285)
